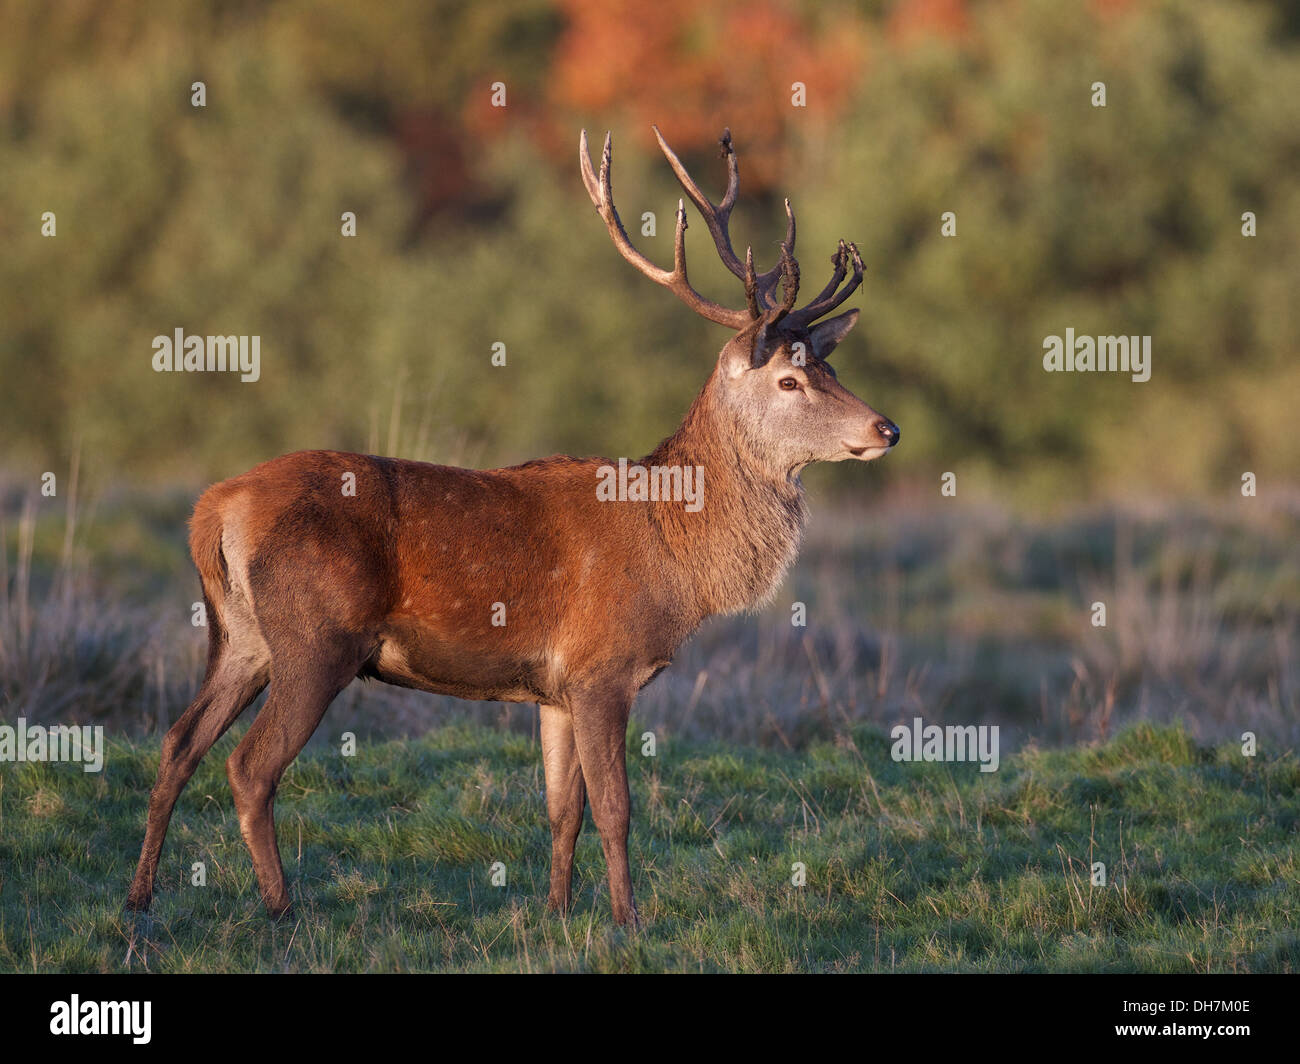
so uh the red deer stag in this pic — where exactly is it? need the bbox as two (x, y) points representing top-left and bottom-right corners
(126, 126), (899, 927)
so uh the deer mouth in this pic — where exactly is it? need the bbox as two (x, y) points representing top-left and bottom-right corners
(843, 442), (889, 460)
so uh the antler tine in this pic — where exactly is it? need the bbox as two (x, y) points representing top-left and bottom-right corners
(794, 240), (849, 317)
(671, 198), (689, 274)
(652, 125), (748, 282)
(752, 199), (797, 303)
(786, 240), (864, 329)
(743, 246), (761, 319)
(579, 129), (603, 207)
(776, 243), (800, 318)
(579, 129), (752, 329)
(717, 128), (741, 213)
(653, 126), (804, 314)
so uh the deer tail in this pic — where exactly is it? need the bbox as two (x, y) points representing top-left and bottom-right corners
(188, 494), (229, 677)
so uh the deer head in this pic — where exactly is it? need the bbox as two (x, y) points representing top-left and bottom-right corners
(579, 126), (899, 479)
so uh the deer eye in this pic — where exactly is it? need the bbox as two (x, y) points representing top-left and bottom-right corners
(779, 377), (799, 391)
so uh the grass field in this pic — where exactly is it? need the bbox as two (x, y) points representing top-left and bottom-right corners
(5, 484), (1298, 750)
(1, 720), (1296, 973)
(1, 487), (1296, 972)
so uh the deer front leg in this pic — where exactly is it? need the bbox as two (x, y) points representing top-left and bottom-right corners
(571, 692), (639, 928)
(539, 703), (586, 913)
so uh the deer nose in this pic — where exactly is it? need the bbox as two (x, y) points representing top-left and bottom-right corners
(874, 418), (900, 447)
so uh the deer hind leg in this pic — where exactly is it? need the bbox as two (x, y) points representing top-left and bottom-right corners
(571, 692), (639, 927)
(540, 703), (587, 913)
(126, 594), (269, 912)
(225, 639), (366, 917)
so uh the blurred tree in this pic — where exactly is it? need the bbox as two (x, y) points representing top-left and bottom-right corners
(1, 0), (1296, 504)
(266, 0), (562, 224)
(548, 0), (869, 189)
(798, 0), (1300, 497)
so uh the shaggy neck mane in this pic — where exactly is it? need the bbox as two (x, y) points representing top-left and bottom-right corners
(643, 369), (807, 619)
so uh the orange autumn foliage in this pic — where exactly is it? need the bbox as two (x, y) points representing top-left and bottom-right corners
(887, 0), (971, 45)
(547, 0), (868, 189)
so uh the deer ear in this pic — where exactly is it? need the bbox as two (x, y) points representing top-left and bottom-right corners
(808, 309), (860, 360)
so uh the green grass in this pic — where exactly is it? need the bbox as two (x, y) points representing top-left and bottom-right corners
(2, 494), (1296, 971)
(1, 721), (1296, 973)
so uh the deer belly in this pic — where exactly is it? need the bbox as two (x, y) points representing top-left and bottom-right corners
(367, 625), (548, 704)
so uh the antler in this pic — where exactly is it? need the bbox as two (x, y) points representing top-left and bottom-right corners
(579, 126), (863, 334)
(652, 126), (797, 314)
(784, 240), (863, 330)
(580, 130), (752, 329)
